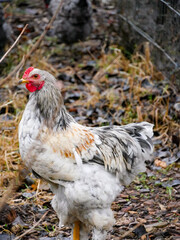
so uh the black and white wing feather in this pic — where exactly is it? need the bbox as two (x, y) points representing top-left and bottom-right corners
(80, 122), (154, 185)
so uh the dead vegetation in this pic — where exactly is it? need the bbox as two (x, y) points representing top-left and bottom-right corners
(0, 0), (179, 239)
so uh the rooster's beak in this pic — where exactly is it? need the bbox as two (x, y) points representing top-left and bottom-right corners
(18, 78), (29, 84)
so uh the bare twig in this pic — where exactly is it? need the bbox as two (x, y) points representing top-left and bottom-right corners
(119, 220), (145, 239)
(14, 211), (49, 240)
(0, 0), (64, 87)
(0, 24), (28, 63)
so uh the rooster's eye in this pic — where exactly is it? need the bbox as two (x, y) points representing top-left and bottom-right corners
(33, 74), (39, 79)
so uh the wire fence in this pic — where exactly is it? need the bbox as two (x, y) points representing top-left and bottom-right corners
(117, 0), (180, 79)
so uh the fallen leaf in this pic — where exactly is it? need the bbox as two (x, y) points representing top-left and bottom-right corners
(129, 211), (138, 214)
(143, 200), (154, 206)
(141, 235), (148, 240)
(154, 159), (167, 168)
(158, 203), (166, 211)
(121, 206), (132, 212)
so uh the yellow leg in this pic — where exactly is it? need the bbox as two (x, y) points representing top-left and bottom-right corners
(73, 220), (80, 240)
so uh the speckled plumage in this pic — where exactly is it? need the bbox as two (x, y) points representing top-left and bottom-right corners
(19, 68), (154, 240)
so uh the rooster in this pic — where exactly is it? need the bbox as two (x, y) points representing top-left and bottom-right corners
(18, 67), (154, 240)
(46, 0), (93, 44)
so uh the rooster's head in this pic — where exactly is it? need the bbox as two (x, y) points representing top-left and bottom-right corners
(19, 67), (64, 120)
(19, 67), (56, 93)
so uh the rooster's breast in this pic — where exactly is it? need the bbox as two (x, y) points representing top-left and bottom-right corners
(18, 102), (42, 166)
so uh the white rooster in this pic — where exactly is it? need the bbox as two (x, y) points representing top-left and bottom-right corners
(18, 67), (154, 240)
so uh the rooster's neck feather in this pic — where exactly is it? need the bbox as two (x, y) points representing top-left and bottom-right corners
(30, 81), (74, 130)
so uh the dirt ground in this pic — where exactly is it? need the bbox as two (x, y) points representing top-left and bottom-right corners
(0, 0), (179, 239)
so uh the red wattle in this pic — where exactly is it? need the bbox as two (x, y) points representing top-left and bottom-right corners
(26, 83), (38, 92)
(26, 81), (45, 92)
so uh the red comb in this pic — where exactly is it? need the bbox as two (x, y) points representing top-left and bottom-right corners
(23, 67), (34, 78)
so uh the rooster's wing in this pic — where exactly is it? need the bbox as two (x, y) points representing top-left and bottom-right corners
(31, 121), (153, 186)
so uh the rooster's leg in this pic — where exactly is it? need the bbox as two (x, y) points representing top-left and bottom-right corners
(73, 220), (80, 240)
